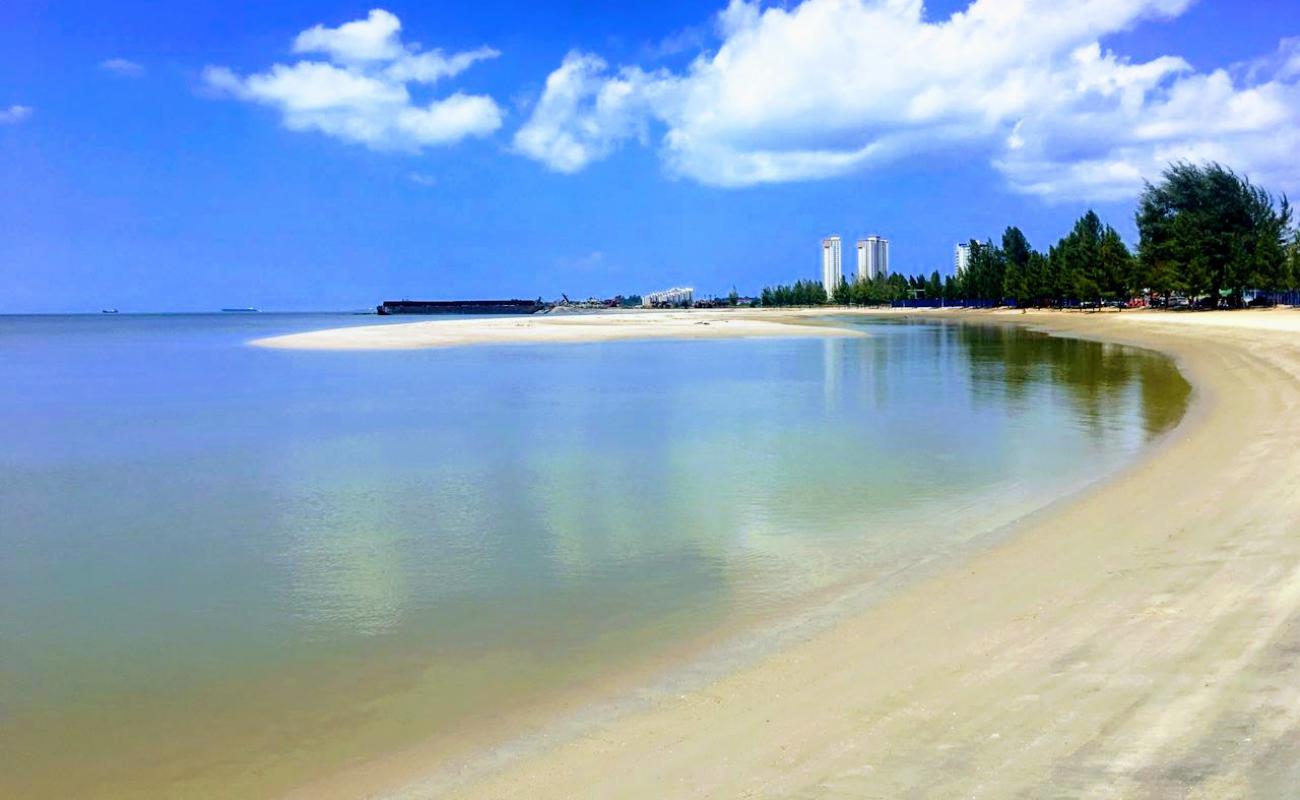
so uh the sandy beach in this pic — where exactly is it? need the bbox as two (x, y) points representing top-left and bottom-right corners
(281, 308), (1300, 798)
(251, 309), (861, 350)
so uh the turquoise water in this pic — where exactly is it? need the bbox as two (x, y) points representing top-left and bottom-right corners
(0, 313), (1189, 797)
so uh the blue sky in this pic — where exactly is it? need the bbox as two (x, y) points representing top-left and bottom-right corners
(2, 0), (1299, 312)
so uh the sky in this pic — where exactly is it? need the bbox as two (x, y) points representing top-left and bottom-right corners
(2, 0), (1299, 312)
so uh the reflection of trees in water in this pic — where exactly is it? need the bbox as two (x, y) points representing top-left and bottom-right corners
(944, 322), (1190, 438)
(1136, 355), (1190, 435)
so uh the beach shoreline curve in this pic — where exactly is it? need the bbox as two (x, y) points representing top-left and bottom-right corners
(280, 308), (1300, 799)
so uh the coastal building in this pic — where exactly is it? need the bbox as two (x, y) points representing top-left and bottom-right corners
(821, 236), (842, 298)
(954, 242), (971, 276)
(642, 287), (694, 308)
(857, 236), (889, 281)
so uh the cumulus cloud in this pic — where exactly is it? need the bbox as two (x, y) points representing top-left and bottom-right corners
(204, 9), (503, 151)
(514, 52), (676, 172)
(100, 58), (145, 78)
(292, 8), (406, 63)
(514, 0), (1300, 200)
(0, 104), (33, 124)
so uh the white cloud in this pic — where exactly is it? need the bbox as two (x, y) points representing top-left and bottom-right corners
(408, 171), (437, 186)
(996, 48), (1300, 200)
(642, 25), (710, 61)
(1237, 37), (1300, 83)
(204, 9), (503, 151)
(292, 9), (404, 63)
(0, 104), (33, 124)
(100, 58), (145, 78)
(385, 46), (500, 84)
(514, 0), (1300, 200)
(514, 52), (675, 172)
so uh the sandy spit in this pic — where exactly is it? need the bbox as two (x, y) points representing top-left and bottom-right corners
(302, 308), (1300, 799)
(250, 308), (862, 350)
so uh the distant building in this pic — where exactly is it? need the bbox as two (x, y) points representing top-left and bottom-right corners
(857, 236), (889, 281)
(642, 287), (694, 308)
(954, 242), (971, 276)
(821, 236), (842, 298)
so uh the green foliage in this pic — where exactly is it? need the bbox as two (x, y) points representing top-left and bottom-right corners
(763, 271), (937, 307)
(1026, 251), (1051, 306)
(888, 273), (910, 300)
(1289, 229), (1300, 289)
(1039, 210), (1133, 305)
(963, 239), (1005, 301)
(759, 279), (829, 307)
(759, 162), (1297, 310)
(927, 270), (943, 300)
(1001, 227), (1032, 306)
(1060, 211), (1102, 302)
(832, 276), (851, 305)
(1251, 196), (1292, 291)
(1136, 162), (1294, 304)
(1098, 225), (1133, 301)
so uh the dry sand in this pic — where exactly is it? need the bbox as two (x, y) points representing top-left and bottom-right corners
(251, 308), (859, 350)
(288, 308), (1300, 798)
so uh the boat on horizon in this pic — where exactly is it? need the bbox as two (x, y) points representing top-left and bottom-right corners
(101, 308), (118, 314)
(221, 307), (260, 313)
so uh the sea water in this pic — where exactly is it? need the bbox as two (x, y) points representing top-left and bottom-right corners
(0, 313), (1190, 797)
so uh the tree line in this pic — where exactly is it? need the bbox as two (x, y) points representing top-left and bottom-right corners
(761, 163), (1300, 308)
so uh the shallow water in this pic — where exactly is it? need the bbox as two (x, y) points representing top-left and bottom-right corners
(0, 313), (1189, 797)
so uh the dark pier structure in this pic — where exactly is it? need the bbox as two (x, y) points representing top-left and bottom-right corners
(376, 299), (546, 315)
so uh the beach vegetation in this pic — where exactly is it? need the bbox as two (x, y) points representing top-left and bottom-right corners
(1136, 162), (1293, 306)
(1001, 227), (1033, 307)
(760, 279), (831, 306)
(763, 161), (1298, 309)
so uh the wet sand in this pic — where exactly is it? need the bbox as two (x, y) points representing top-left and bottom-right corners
(281, 308), (1300, 798)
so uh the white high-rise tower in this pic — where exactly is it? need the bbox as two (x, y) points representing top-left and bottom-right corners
(821, 236), (842, 298)
(857, 236), (889, 280)
(954, 242), (971, 276)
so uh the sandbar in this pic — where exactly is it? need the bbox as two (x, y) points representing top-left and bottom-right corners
(251, 309), (861, 350)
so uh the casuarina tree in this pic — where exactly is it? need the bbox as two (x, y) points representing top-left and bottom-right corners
(1136, 162), (1292, 306)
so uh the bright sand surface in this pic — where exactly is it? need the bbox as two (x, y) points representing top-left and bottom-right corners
(287, 308), (1300, 798)
(251, 308), (859, 350)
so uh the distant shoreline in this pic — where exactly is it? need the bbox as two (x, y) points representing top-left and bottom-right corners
(287, 307), (1300, 798)
(249, 303), (1300, 353)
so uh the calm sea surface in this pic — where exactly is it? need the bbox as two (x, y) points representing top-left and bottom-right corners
(0, 313), (1190, 797)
